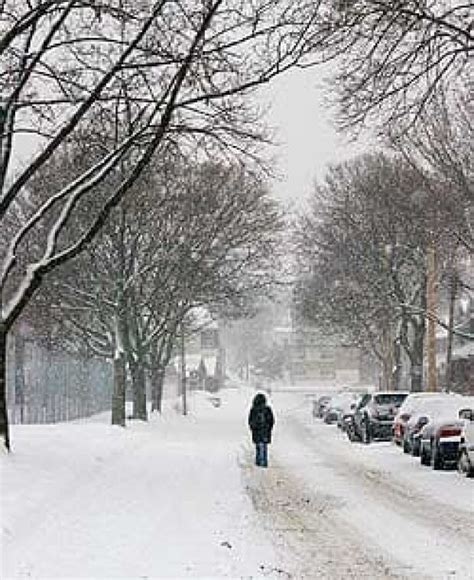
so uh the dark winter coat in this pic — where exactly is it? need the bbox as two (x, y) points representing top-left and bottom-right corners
(248, 393), (274, 444)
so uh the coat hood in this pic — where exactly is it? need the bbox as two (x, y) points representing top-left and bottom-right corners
(252, 393), (267, 407)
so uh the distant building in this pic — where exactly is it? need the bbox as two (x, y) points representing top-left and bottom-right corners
(274, 325), (367, 388)
(173, 321), (225, 393)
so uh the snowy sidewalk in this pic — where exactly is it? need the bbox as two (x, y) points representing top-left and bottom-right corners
(1, 389), (277, 579)
(2, 387), (474, 579)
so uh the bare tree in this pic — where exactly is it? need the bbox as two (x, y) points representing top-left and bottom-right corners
(0, 0), (325, 450)
(26, 150), (285, 425)
(390, 84), (473, 250)
(312, 1), (473, 134)
(294, 153), (434, 391)
(388, 85), (473, 387)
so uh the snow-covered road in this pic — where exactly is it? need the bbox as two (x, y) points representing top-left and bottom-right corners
(245, 392), (474, 579)
(1, 387), (473, 579)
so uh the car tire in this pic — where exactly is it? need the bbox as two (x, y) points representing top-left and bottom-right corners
(457, 450), (474, 478)
(411, 440), (420, 457)
(362, 421), (371, 444)
(420, 445), (430, 466)
(431, 443), (443, 470)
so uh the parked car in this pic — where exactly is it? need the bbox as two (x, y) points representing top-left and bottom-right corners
(313, 395), (332, 418)
(334, 392), (363, 430)
(419, 396), (474, 470)
(322, 394), (344, 424)
(352, 391), (409, 443)
(392, 392), (444, 447)
(403, 413), (431, 455)
(323, 404), (340, 424)
(339, 390), (376, 440)
(336, 398), (358, 431)
(458, 409), (474, 477)
(322, 392), (360, 426)
(401, 394), (471, 456)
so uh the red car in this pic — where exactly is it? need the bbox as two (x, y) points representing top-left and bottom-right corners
(392, 393), (446, 447)
(418, 397), (474, 469)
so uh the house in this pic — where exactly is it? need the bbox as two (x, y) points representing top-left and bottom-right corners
(172, 321), (225, 394)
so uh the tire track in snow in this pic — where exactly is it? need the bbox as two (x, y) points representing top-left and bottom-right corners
(239, 446), (410, 579)
(287, 416), (474, 548)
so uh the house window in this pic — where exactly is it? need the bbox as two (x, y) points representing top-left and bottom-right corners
(201, 329), (218, 350)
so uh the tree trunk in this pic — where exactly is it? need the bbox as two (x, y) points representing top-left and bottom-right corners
(381, 323), (394, 391)
(111, 353), (126, 427)
(151, 366), (165, 413)
(151, 371), (157, 413)
(150, 329), (176, 413)
(410, 320), (425, 392)
(393, 339), (401, 390)
(0, 325), (11, 451)
(130, 358), (147, 421)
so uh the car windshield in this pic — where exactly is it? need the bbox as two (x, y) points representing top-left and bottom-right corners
(373, 394), (407, 405)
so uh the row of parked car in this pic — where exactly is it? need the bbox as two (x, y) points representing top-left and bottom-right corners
(313, 389), (474, 477)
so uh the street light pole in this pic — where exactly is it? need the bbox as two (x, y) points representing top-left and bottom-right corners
(180, 320), (187, 415)
(383, 244), (395, 391)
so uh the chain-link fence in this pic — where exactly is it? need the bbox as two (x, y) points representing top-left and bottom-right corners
(7, 334), (112, 425)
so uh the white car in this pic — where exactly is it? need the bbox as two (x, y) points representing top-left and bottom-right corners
(458, 409), (474, 477)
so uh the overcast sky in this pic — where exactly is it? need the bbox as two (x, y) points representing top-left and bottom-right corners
(11, 66), (367, 208)
(260, 66), (368, 206)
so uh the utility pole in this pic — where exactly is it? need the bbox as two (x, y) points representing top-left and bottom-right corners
(445, 266), (457, 390)
(426, 241), (439, 392)
(180, 321), (187, 416)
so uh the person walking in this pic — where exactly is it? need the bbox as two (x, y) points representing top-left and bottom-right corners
(248, 392), (275, 467)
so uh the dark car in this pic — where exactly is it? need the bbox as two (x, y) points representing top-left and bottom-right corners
(337, 401), (358, 431)
(337, 393), (365, 432)
(401, 394), (457, 456)
(419, 397), (474, 470)
(322, 392), (360, 426)
(313, 395), (332, 418)
(352, 391), (409, 443)
(420, 418), (465, 469)
(402, 412), (431, 455)
(323, 407), (340, 424)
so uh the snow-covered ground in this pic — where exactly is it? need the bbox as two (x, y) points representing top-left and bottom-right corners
(1, 386), (473, 579)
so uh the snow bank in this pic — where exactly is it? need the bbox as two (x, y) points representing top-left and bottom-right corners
(1, 387), (276, 579)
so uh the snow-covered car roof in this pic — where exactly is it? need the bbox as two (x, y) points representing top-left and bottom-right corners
(330, 391), (360, 407)
(373, 391), (409, 396)
(326, 391), (360, 409)
(408, 395), (474, 426)
(397, 392), (457, 417)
